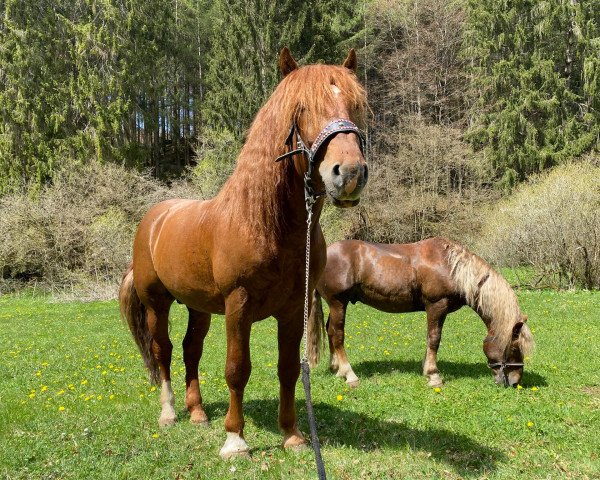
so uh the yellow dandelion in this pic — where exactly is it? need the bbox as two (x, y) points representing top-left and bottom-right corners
(81, 379), (88, 385)
(531, 386), (539, 391)
(102, 371), (107, 375)
(527, 421), (534, 428)
(517, 385), (523, 390)
(152, 433), (159, 438)
(434, 387), (442, 393)
(84, 396), (91, 401)
(97, 395), (103, 400)
(35, 371), (41, 377)
(336, 395), (343, 401)
(68, 384), (75, 390)
(41, 385), (48, 392)
(200, 380), (206, 385)
(109, 394), (115, 400)
(58, 406), (65, 412)
(41, 362), (49, 366)
(28, 393), (36, 399)
(150, 386), (156, 392)
(57, 389), (65, 395)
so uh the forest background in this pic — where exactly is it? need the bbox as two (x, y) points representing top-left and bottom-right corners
(0, 0), (599, 294)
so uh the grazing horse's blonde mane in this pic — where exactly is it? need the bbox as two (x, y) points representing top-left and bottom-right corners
(214, 64), (367, 242)
(445, 241), (534, 356)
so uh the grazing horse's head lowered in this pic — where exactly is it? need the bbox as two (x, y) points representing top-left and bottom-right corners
(484, 314), (531, 387)
(276, 47), (368, 208)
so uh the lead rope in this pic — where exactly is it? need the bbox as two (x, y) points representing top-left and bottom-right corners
(301, 193), (327, 480)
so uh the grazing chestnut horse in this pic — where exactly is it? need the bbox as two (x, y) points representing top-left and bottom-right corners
(119, 48), (368, 458)
(307, 237), (534, 388)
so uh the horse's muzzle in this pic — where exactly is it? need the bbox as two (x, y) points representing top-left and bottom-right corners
(326, 162), (368, 207)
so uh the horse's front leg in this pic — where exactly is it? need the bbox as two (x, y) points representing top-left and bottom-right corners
(220, 289), (252, 459)
(327, 299), (359, 387)
(275, 307), (306, 450)
(423, 301), (448, 388)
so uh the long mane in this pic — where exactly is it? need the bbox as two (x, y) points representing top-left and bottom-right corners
(445, 241), (534, 356)
(214, 64), (367, 241)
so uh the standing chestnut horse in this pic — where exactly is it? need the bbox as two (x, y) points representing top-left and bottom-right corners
(119, 48), (368, 458)
(307, 238), (534, 388)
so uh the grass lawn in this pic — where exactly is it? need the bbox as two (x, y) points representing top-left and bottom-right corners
(0, 290), (599, 479)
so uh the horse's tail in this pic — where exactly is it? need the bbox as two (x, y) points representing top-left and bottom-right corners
(119, 266), (160, 385)
(307, 289), (327, 368)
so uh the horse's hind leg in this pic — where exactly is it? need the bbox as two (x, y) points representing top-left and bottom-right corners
(423, 300), (448, 388)
(146, 302), (177, 426)
(183, 308), (211, 425)
(275, 307), (306, 450)
(327, 299), (359, 387)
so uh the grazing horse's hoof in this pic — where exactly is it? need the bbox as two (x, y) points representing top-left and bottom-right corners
(283, 431), (307, 451)
(159, 405), (177, 427)
(220, 433), (250, 460)
(427, 374), (443, 388)
(158, 414), (177, 427)
(190, 408), (209, 425)
(346, 378), (360, 388)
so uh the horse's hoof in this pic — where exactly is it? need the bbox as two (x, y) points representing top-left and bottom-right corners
(283, 432), (306, 451)
(219, 433), (250, 460)
(427, 375), (443, 388)
(158, 415), (177, 427)
(346, 379), (360, 388)
(190, 409), (209, 425)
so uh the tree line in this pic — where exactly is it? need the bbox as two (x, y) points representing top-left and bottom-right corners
(0, 0), (598, 195)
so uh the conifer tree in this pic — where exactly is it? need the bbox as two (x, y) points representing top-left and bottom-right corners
(464, 0), (600, 186)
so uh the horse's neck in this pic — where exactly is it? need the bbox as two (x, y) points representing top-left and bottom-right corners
(217, 145), (322, 248)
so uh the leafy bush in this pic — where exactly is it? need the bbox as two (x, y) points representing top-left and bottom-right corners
(323, 116), (494, 246)
(476, 161), (600, 289)
(0, 162), (196, 294)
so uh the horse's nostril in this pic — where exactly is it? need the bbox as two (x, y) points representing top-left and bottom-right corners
(363, 163), (368, 181)
(332, 164), (341, 177)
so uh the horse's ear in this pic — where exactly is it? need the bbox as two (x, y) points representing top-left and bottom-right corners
(512, 322), (524, 339)
(342, 48), (357, 72)
(279, 47), (298, 77)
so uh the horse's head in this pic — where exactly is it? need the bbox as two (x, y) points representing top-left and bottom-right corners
(278, 48), (368, 208)
(483, 314), (531, 387)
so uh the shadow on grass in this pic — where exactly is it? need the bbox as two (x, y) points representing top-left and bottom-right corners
(205, 398), (507, 477)
(351, 359), (547, 387)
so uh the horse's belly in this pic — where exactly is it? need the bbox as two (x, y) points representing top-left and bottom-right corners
(358, 285), (421, 314)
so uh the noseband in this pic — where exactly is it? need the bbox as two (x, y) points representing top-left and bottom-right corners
(487, 359), (525, 387)
(275, 119), (366, 208)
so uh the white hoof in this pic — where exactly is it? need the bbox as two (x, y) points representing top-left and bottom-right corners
(219, 432), (250, 460)
(345, 371), (359, 388)
(427, 374), (443, 388)
(159, 404), (177, 427)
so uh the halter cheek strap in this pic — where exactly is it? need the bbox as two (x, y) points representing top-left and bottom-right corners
(275, 118), (366, 210)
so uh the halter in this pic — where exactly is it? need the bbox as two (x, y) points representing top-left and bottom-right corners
(276, 118), (366, 209)
(486, 342), (525, 388)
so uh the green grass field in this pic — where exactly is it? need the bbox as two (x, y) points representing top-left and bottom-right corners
(1, 290), (599, 479)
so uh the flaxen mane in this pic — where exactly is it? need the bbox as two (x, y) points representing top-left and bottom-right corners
(214, 65), (367, 242)
(445, 241), (534, 356)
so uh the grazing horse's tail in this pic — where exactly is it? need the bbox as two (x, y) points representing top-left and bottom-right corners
(307, 289), (327, 368)
(119, 266), (160, 385)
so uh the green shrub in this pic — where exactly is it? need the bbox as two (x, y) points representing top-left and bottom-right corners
(0, 162), (192, 294)
(476, 161), (600, 289)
